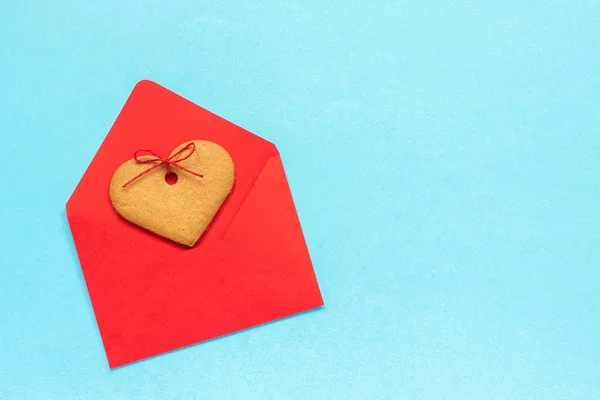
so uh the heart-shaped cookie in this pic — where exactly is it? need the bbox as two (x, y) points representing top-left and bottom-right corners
(109, 140), (235, 247)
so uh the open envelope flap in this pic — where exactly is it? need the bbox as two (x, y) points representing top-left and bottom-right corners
(66, 79), (280, 258)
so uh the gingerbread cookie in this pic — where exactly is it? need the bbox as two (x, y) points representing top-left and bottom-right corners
(109, 140), (235, 247)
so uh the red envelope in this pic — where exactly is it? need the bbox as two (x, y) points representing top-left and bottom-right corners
(66, 80), (323, 368)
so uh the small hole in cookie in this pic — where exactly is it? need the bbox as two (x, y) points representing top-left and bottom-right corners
(165, 172), (178, 185)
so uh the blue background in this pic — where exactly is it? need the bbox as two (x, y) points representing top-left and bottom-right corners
(1, 1), (599, 398)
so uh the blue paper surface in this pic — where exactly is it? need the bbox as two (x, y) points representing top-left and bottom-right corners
(1, 1), (599, 398)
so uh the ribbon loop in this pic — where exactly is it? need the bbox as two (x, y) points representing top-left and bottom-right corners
(121, 142), (204, 188)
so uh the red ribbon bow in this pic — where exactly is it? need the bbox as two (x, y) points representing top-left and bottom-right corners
(122, 142), (204, 188)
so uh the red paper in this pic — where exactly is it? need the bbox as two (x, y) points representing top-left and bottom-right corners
(66, 80), (323, 368)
